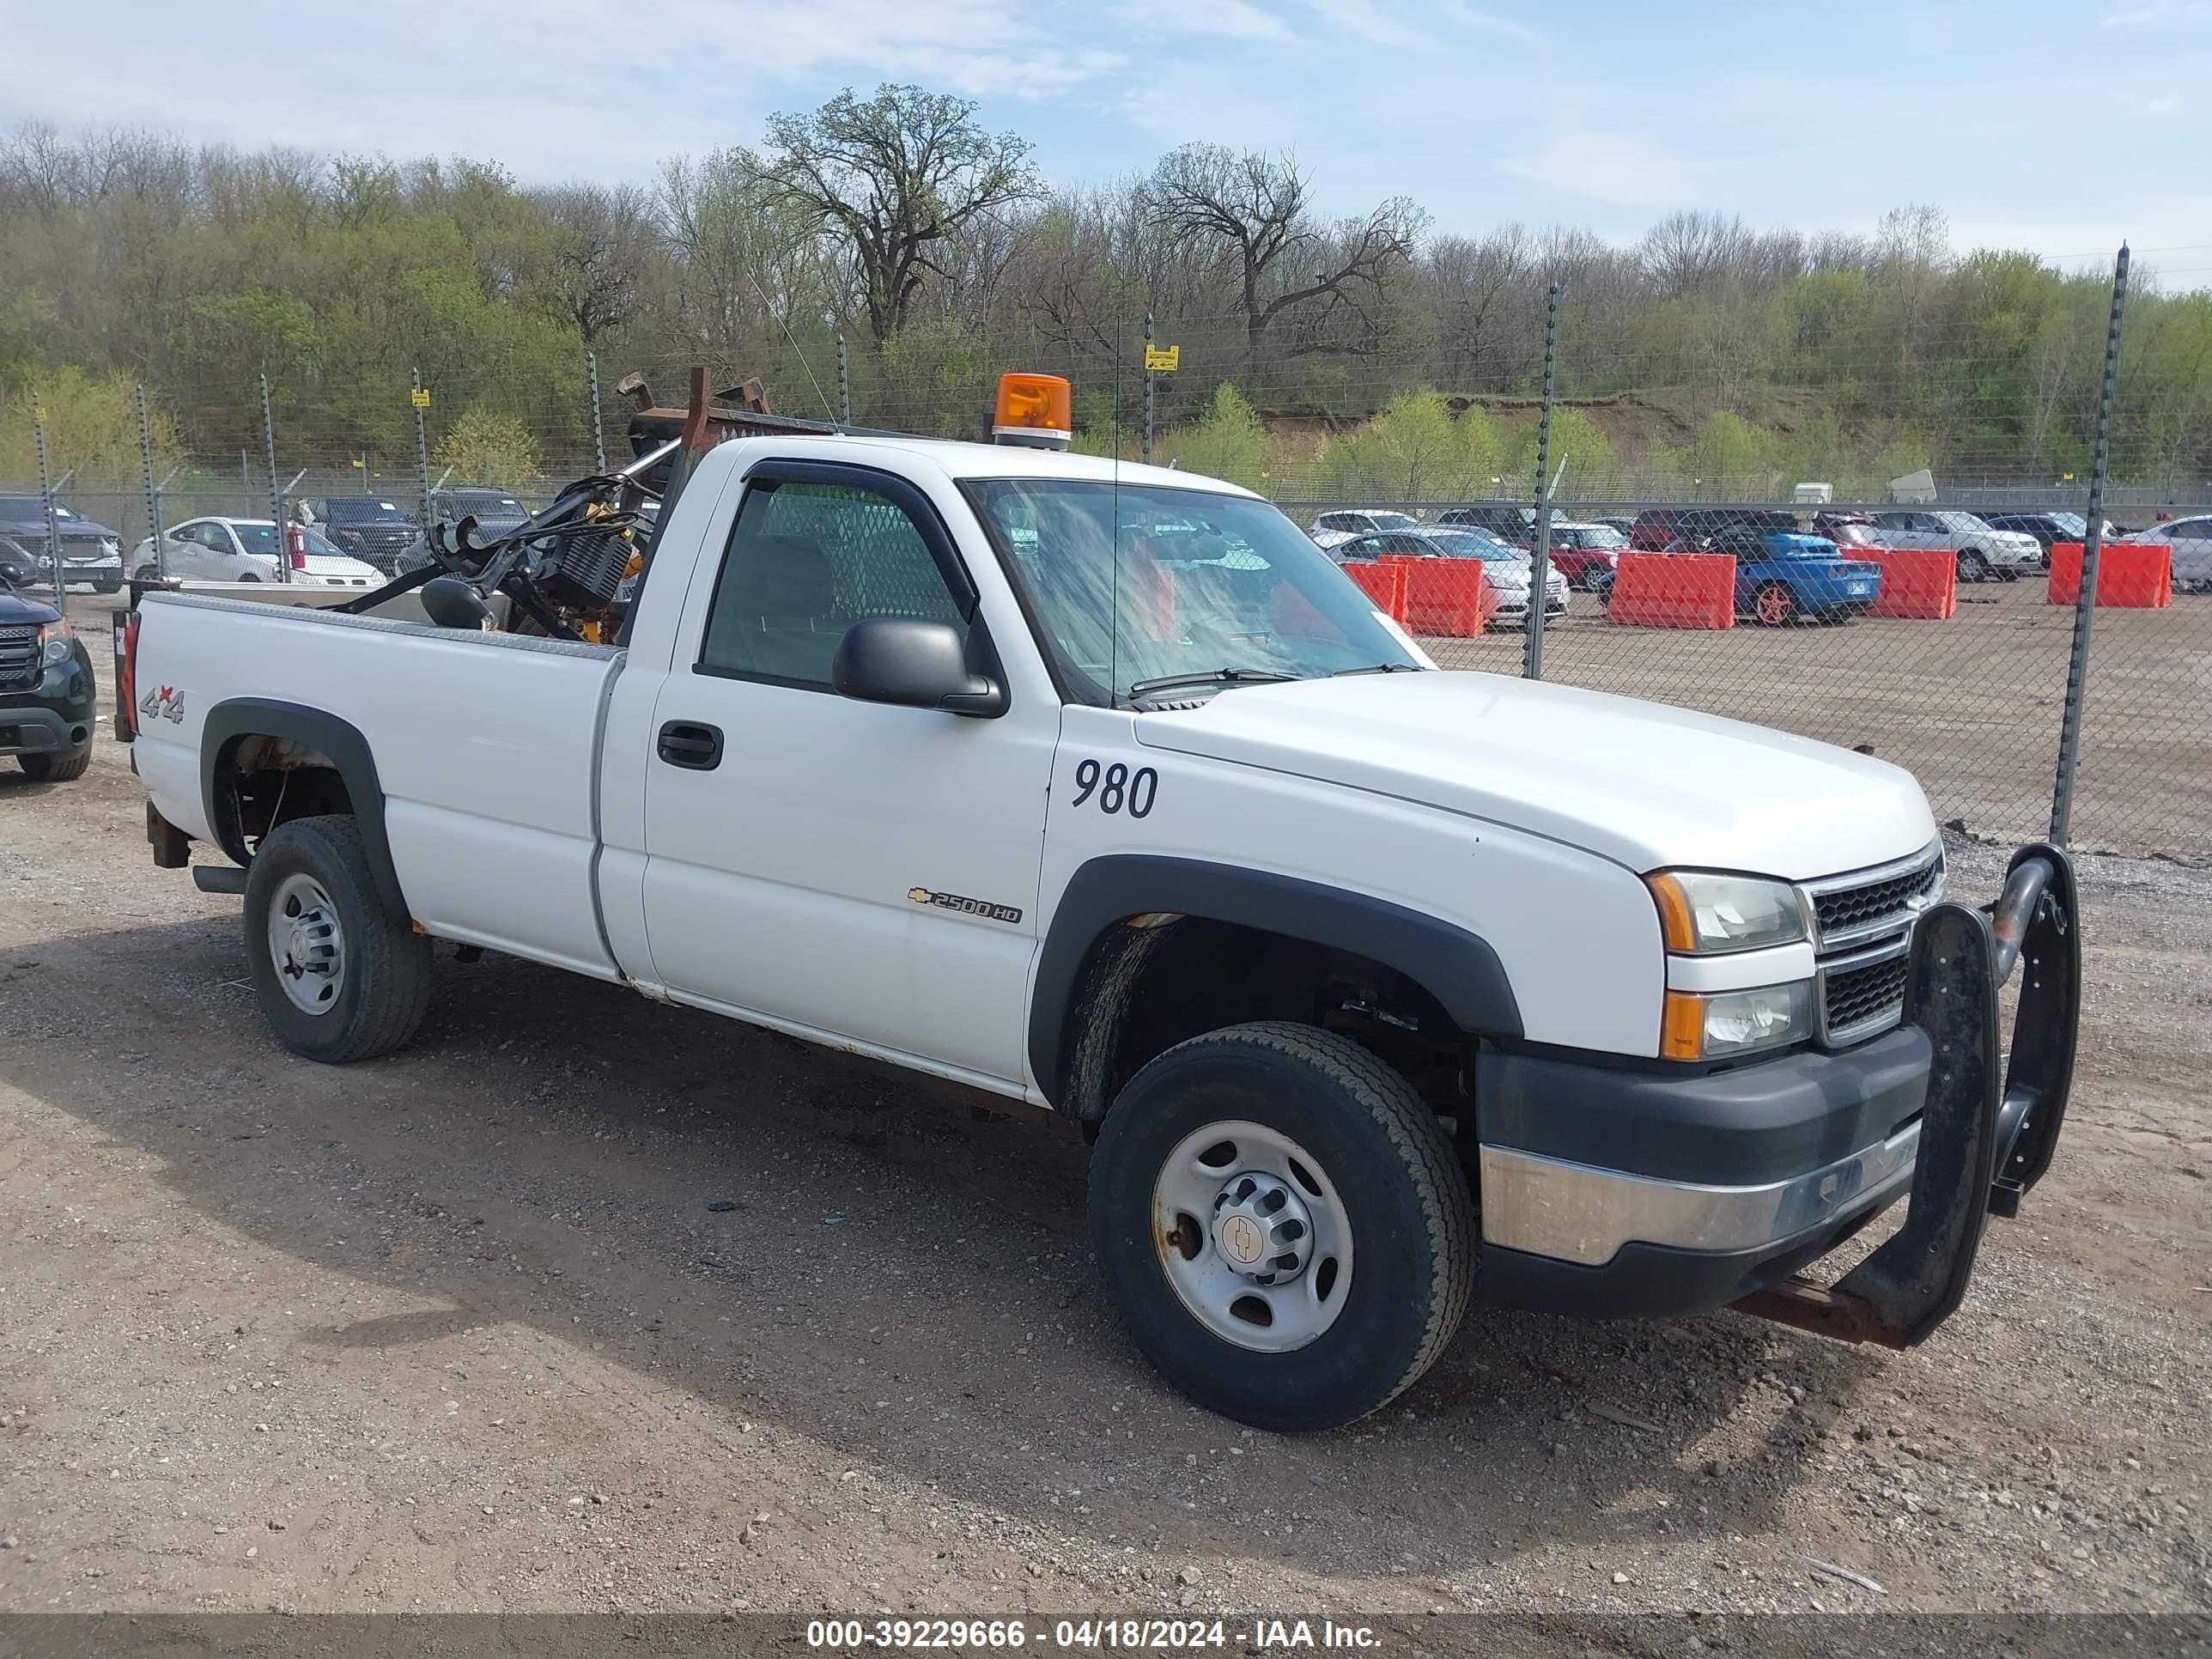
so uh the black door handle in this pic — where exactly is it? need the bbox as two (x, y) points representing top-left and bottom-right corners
(657, 720), (724, 770)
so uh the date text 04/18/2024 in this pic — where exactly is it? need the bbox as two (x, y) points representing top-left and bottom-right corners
(804, 1620), (1381, 1650)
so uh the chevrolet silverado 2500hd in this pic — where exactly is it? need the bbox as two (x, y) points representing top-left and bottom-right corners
(125, 420), (2080, 1431)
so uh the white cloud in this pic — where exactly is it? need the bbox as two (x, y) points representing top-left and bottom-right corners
(1113, 0), (1291, 39)
(1498, 127), (1695, 209)
(2100, 1), (2212, 23)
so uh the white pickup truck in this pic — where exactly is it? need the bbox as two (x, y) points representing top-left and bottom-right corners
(123, 415), (2081, 1431)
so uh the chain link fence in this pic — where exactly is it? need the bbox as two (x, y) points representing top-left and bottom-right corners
(7, 246), (2209, 860)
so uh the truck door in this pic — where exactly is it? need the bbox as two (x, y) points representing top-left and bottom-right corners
(636, 460), (1054, 1090)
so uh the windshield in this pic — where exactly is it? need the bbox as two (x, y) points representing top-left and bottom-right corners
(969, 480), (1421, 704)
(1575, 526), (1627, 548)
(2048, 513), (2087, 534)
(234, 522), (281, 555)
(446, 491), (526, 516)
(1369, 511), (1420, 531)
(300, 527), (346, 557)
(1826, 522), (1878, 546)
(322, 499), (408, 521)
(1419, 530), (1518, 560)
(1934, 511), (1992, 533)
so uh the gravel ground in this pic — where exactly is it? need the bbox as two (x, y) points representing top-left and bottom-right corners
(1, 725), (2208, 1623)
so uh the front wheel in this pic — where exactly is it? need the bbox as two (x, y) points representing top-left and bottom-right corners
(19, 748), (91, 782)
(1957, 549), (1990, 583)
(1088, 1022), (1474, 1431)
(244, 815), (431, 1063)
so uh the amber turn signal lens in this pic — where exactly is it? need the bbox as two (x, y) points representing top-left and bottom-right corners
(1660, 990), (1707, 1060)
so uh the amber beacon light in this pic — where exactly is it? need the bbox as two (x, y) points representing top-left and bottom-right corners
(992, 373), (1073, 450)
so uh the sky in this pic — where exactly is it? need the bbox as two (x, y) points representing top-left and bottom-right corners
(8, 0), (2212, 280)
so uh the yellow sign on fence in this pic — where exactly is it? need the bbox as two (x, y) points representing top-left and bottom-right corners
(1144, 345), (1180, 372)
(410, 387), (432, 409)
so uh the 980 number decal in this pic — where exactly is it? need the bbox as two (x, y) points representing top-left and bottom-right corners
(1071, 759), (1158, 818)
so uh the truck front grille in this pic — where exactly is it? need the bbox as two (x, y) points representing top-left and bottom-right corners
(1817, 942), (1913, 1045)
(0, 625), (34, 687)
(1800, 842), (1943, 1046)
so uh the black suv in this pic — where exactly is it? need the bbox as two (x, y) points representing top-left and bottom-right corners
(0, 495), (125, 592)
(1627, 507), (1796, 550)
(0, 573), (97, 782)
(301, 496), (421, 574)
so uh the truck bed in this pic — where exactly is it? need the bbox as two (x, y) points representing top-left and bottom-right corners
(133, 592), (626, 978)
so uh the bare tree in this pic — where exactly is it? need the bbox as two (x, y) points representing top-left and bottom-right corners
(746, 85), (1039, 345)
(535, 183), (654, 343)
(1144, 145), (1423, 377)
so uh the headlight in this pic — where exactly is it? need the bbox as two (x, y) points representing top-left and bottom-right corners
(100, 538), (119, 556)
(38, 620), (75, 665)
(1645, 871), (1808, 953)
(1661, 982), (1812, 1060)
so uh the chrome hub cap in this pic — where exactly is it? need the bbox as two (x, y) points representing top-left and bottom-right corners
(1154, 1120), (1353, 1352)
(267, 872), (345, 1016)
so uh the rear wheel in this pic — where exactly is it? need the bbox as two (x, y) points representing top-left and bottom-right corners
(19, 748), (91, 782)
(244, 816), (430, 1063)
(1752, 580), (1799, 626)
(1088, 1022), (1474, 1431)
(132, 565), (161, 582)
(1957, 549), (1990, 583)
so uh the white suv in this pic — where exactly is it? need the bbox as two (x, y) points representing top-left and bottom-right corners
(1868, 511), (2043, 582)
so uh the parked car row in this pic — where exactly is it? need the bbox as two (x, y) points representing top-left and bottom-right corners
(0, 495), (124, 591)
(131, 520), (386, 587)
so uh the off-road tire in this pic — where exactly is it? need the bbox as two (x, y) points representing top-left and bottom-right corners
(1089, 1021), (1474, 1431)
(244, 815), (430, 1064)
(18, 748), (91, 782)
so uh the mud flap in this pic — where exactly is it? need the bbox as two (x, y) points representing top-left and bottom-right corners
(1733, 847), (2079, 1348)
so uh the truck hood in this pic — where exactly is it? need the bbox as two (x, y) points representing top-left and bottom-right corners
(1133, 672), (1936, 878)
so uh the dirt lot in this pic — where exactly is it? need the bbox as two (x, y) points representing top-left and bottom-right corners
(2, 678), (2209, 1625)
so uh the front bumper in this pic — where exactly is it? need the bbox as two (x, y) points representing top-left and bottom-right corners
(1475, 845), (2081, 1344)
(0, 703), (88, 757)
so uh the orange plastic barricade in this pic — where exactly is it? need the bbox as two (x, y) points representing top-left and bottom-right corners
(2047, 542), (2172, 608)
(1378, 555), (1491, 636)
(1867, 549), (1957, 620)
(1343, 559), (1409, 623)
(1607, 552), (1735, 629)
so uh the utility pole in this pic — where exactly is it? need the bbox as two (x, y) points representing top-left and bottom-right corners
(137, 385), (161, 581)
(1523, 283), (1564, 680)
(586, 350), (608, 474)
(260, 373), (287, 584)
(412, 368), (433, 531)
(33, 411), (64, 611)
(1144, 313), (1156, 465)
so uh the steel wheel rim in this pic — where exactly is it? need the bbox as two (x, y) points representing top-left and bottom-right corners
(267, 872), (345, 1016)
(1152, 1119), (1354, 1353)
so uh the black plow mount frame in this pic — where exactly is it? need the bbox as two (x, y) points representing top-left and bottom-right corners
(1734, 842), (2081, 1347)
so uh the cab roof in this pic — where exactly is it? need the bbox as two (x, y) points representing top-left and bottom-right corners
(702, 431), (1260, 497)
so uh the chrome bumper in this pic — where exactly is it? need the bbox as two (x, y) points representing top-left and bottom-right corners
(1478, 1119), (1919, 1267)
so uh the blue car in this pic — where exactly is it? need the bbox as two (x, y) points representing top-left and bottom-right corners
(1711, 527), (1881, 625)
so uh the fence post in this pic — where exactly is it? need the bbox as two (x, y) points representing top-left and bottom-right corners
(586, 350), (607, 474)
(1144, 312), (1156, 465)
(1523, 282), (1563, 679)
(836, 335), (852, 426)
(2049, 244), (2130, 847)
(33, 409), (64, 613)
(412, 368), (433, 530)
(258, 373), (288, 585)
(136, 385), (160, 581)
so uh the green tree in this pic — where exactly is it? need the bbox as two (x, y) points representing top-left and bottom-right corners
(434, 406), (542, 487)
(1156, 382), (1268, 490)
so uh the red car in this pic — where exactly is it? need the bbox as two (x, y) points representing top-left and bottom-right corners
(1540, 521), (1632, 591)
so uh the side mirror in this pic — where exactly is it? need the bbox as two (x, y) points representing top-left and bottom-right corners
(831, 617), (1006, 718)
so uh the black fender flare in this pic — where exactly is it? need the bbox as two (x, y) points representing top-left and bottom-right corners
(199, 697), (409, 919)
(1027, 854), (1522, 1108)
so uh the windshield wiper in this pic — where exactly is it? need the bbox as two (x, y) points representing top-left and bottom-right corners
(1127, 667), (1298, 699)
(1332, 661), (1424, 677)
